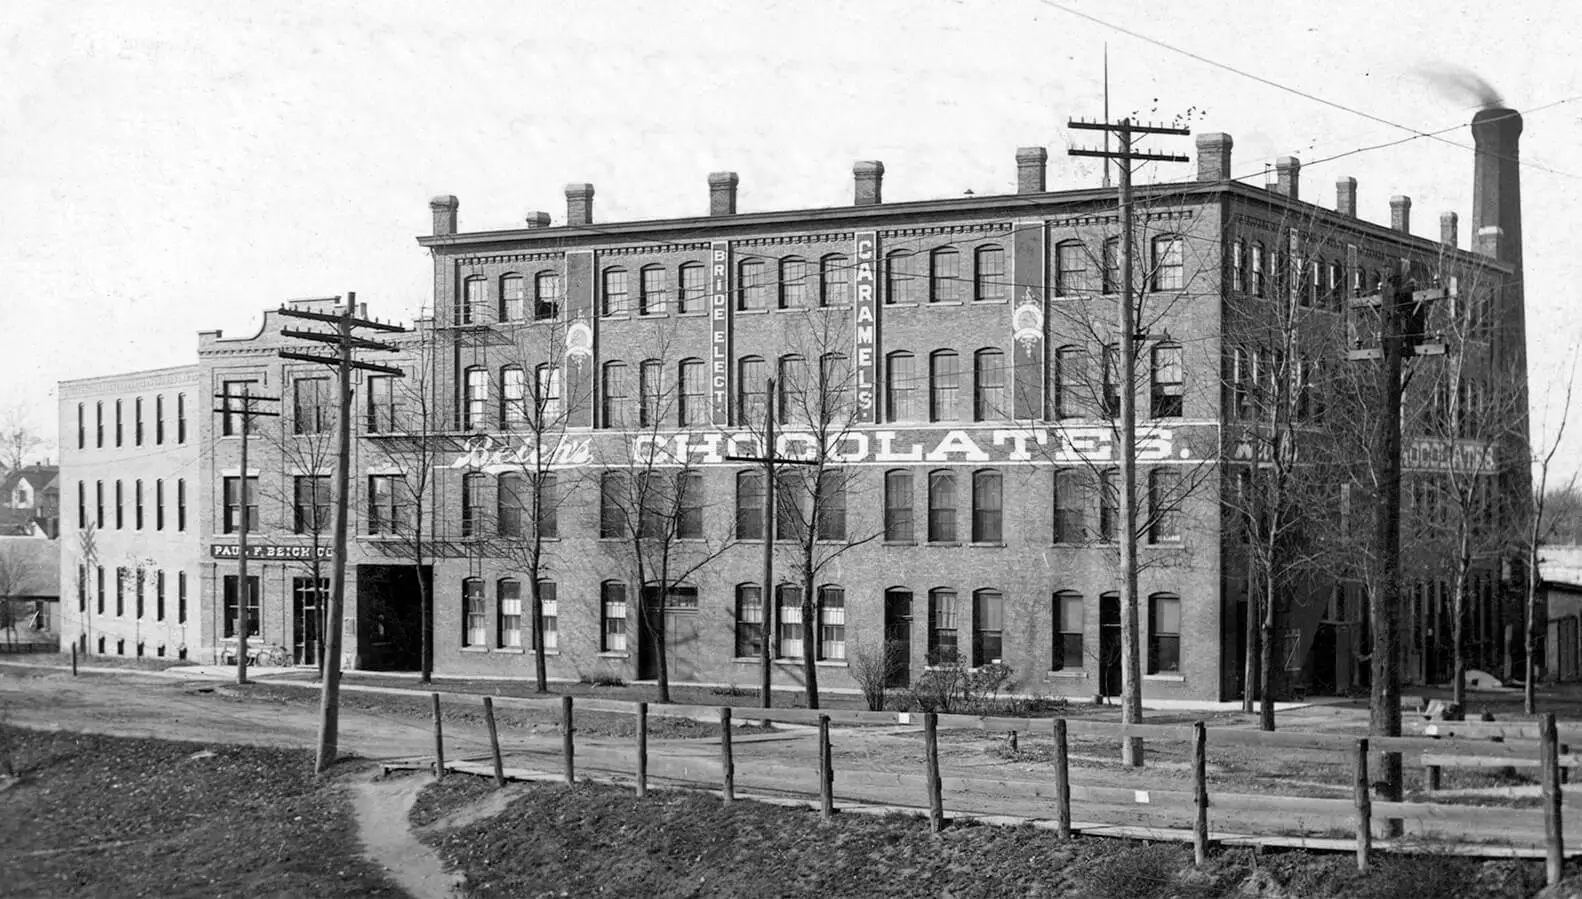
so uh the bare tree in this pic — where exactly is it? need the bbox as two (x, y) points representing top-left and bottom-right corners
(0, 404), (45, 476)
(743, 305), (882, 709)
(0, 540), (46, 645)
(1522, 351), (1578, 713)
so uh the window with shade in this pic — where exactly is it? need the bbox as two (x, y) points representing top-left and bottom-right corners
(1151, 236), (1184, 291)
(1053, 592), (1084, 670)
(502, 366), (526, 428)
(601, 362), (628, 428)
(929, 248), (960, 302)
(501, 274), (525, 321)
(464, 367), (488, 431)
(928, 588), (959, 664)
(602, 268), (629, 316)
(818, 586), (846, 660)
(927, 470), (956, 543)
(735, 583), (763, 658)
(1150, 344), (1184, 418)
(460, 276), (486, 324)
(777, 585), (803, 659)
(972, 589), (1003, 667)
(222, 477), (258, 534)
(497, 579), (522, 648)
(462, 579), (486, 647)
(884, 470), (913, 542)
(601, 581), (628, 652)
(532, 581), (558, 652)
(1056, 241), (1087, 296)
(1148, 593), (1181, 673)
(535, 271), (562, 320)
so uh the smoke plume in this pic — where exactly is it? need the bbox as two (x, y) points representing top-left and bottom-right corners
(1412, 62), (1504, 109)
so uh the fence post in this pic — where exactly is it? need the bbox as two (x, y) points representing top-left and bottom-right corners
(483, 696), (505, 788)
(819, 714), (834, 820)
(562, 695), (575, 785)
(1544, 712), (1564, 887)
(1193, 721), (1208, 867)
(924, 711), (944, 833)
(1354, 738), (1371, 873)
(636, 701), (649, 798)
(1053, 718), (1071, 839)
(720, 706), (735, 804)
(431, 692), (445, 780)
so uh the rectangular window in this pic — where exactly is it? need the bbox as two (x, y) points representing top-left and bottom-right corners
(1101, 344), (1120, 418)
(1053, 593), (1084, 670)
(114, 480), (124, 529)
(974, 247), (1006, 302)
(496, 474), (523, 537)
(1150, 344), (1184, 418)
(602, 363), (628, 428)
(96, 481), (104, 528)
(735, 471), (764, 540)
(884, 470), (913, 542)
(178, 571), (189, 623)
(675, 360), (705, 427)
(1232, 241), (1246, 293)
(677, 471), (704, 539)
(601, 582), (628, 652)
(498, 580), (522, 648)
(460, 277), (486, 324)
(222, 476), (259, 534)
(737, 359), (766, 425)
(155, 570), (166, 621)
(460, 474), (484, 538)
(502, 367), (527, 428)
(535, 272), (562, 320)
(135, 569), (145, 618)
(1102, 239), (1120, 295)
(818, 586), (846, 660)
(176, 479), (187, 532)
(738, 261), (767, 310)
(77, 564), (86, 611)
(679, 264), (706, 313)
(929, 250), (960, 302)
(294, 377), (332, 435)
(134, 480), (144, 530)
(972, 590), (1003, 667)
(77, 403), (85, 449)
(223, 575), (261, 638)
(155, 395), (164, 444)
(640, 267), (667, 315)
(1056, 243), (1087, 296)
(815, 471), (846, 541)
(536, 365), (561, 424)
(821, 255), (851, 306)
(95, 402), (104, 447)
(1100, 469), (1118, 542)
(971, 470), (1002, 543)
(599, 472), (624, 539)
(1055, 347), (1084, 419)
(885, 353), (917, 423)
(1252, 244), (1266, 297)
(780, 259), (808, 308)
(928, 471), (956, 543)
(929, 352), (959, 421)
(501, 276), (525, 321)
(294, 475), (331, 534)
(465, 368), (488, 430)
(536, 473), (559, 539)
(221, 380), (258, 437)
(367, 476), (402, 535)
(885, 252), (918, 304)
(462, 580), (486, 647)
(735, 584), (762, 658)
(639, 361), (662, 427)
(1149, 469), (1181, 543)
(177, 393), (187, 443)
(973, 351), (1006, 421)
(1152, 237), (1184, 291)
(96, 566), (105, 614)
(533, 581), (559, 652)
(1149, 595), (1182, 673)
(776, 586), (803, 659)
(367, 375), (395, 433)
(929, 589), (958, 664)
(1053, 470), (1085, 544)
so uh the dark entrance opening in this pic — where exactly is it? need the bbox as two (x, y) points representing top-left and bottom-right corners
(884, 588), (913, 688)
(1099, 593), (1122, 698)
(292, 578), (323, 667)
(356, 564), (430, 671)
(638, 585), (699, 682)
(1312, 622), (1338, 695)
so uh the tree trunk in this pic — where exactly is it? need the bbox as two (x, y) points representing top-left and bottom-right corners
(1526, 544), (1538, 715)
(529, 569), (547, 693)
(802, 537), (819, 709)
(417, 513), (431, 686)
(1451, 568), (1468, 710)
(1259, 569), (1277, 731)
(1243, 549), (1256, 714)
(655, 559), (671, 704)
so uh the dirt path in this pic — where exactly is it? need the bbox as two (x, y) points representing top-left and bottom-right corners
(349, 772), (464, 899)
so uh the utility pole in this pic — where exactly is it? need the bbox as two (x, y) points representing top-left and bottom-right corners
(1348, 262), (1447, 803)
(725, 377), (817, 709)
(213, 385), (278, 686)
(279, 294), (406, 774)
(1069, 116), (1189, 767)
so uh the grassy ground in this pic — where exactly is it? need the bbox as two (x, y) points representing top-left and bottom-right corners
(0, 726), (405, 899)
(413, 776), (1553, 898)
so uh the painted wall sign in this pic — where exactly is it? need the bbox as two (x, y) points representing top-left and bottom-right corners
(1402, 437), (1497, 473)
(1011, 223), (1046, 419)
(853, 231), (879, 423)
(710, 241), (733, 425)
(450, 435), (595, 472)
(564, 251), (595, 429)
(210, 543), (333, 561)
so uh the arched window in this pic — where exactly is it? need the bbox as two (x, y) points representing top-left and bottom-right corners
(928, 588), (959, 663)
(1251, 243), (1266, 297)
(461, 578), (486, 647)
(929, 350), (959, 421)
(1054, 345), (1085, 420)
(974, 245), (1007, 302)
(497, 579), (522, 648)
(1102, 237), (1121, 294)
(885, 250), (918, 304)
(1148, 469), (1181, 543)
(464, 367), (488, 430)
(599, 472), (626, 538)
(1151, 236), (1184, 291)
(601, 361), (628, 428)
(501, 365), (526, 428)
(640, 265), (667, 316)
(1053, 469), (1085, 544)
(1052, 591), (1084, 670)
(678, 262), (705, 313)
(735, 470), (764, 540)
(536, 364), (561, 423)
(971, 470), (1002, 543)
(816, 470), (847, 541)
(1150, 344), (1184, 418)
(735, 583), (764, 657)
(779, 257), (808, 308)
(927, 469), (956, 543)
(972, 589), (1004, 666)
(1055, 241), (1087, 296)
(820, 254), (850, 306)
(497, 473), (523, 537)
(676, 471), (704, 539)
(929, 247), (960, 302)
(1231, 240), (1247, 293)
(738, 259), (767, 310)
(1148, 593), (1182, 673)
(639, 359), (663, 427)
(500, 274), (525, 321)
(973, 349), (1005, 421)
(461, 472), (485, 538)
(885, 351), (917, 422)
(884, 470), (913, 542)
(820, 352), (851, 414)
(534, 271), (562, 320)
(459, 275), (486, 324)
(677, 359), (705, 426)
(777, 355), (806, 424)
(1099, 468), (1118, 542)
(738, 356), (767, 424)
(602, 267), (629, 316)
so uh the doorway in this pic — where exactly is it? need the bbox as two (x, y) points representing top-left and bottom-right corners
(1312, 623), (1338, 695)
(884, 588), (913, 688)
(638, 585), (699, 682)
(1099, 593), (1122, 698)
(292, 577), (325, 667)
(356, 564), (430, 671)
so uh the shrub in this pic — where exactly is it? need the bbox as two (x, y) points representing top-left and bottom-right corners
(848, 639), (907, 711)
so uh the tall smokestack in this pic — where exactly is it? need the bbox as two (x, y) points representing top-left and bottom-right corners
(1472, 107), (1522, 271)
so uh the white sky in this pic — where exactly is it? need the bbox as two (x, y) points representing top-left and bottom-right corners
(4, 0), (1581, 478)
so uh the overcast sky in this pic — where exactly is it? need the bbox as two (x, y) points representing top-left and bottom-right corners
(5, 0), (1580, 479)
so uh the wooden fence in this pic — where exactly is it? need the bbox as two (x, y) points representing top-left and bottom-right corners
(395, 694), (1571, 885)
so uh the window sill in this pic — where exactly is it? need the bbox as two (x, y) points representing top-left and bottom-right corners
(461, 646), (490, 653)
(1048, 670), (1089, 679)
(495, 647), (525, 654)
(882, 540), (918, 547)
(1145, 673), (1185, 682)
(676, 311), (708, 317)
(736, 308), (769, 315)
(926, 300), (964, 307)
(816, 660), (848, 668)
(601, 313), (632, 322)
(598, 651), (630, 659)
(966, 542), (1006, 549)
(971, 298), (1008, 305)
(884, 302), (918, 309)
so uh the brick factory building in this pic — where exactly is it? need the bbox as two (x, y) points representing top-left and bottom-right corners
(56, 112), (1530, 702)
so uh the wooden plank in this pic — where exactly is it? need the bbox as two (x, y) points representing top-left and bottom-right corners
(1422, 753), (1580, 768)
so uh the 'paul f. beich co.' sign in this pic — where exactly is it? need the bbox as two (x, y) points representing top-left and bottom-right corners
(449, 425), (1195, 473)
(210, 543), (333, 561)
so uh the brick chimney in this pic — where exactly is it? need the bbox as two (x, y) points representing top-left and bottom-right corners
(430, 195), (458, 236)
(1336, 177), (1357, 217)
(1476, 225), (1504, 259)
(709, 172), (739, 216)
(1440, 211), (1459, 248)
(1274, 157), (1300, 199)
(1016, 147), (1048, 193)
(1195, 133), (1232, 182)
(1390, 195), (1412, 233)
(565, 183), (594, 226)
(525, 211), (551, 229)
(853, 161), (884, 206)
